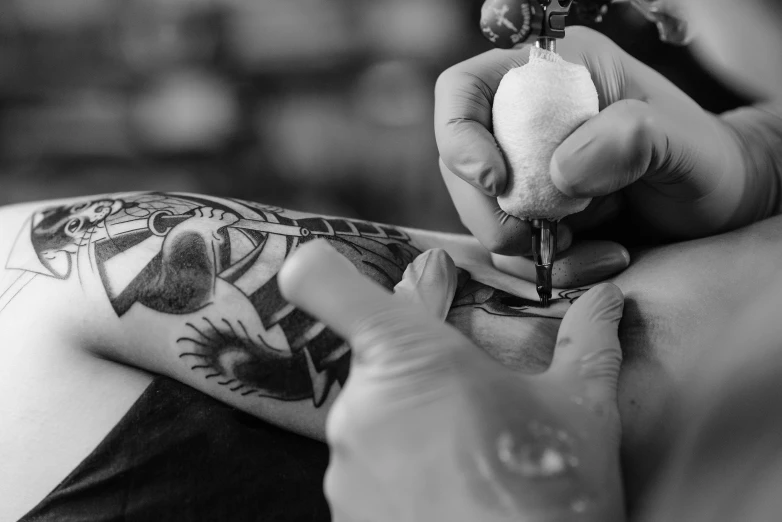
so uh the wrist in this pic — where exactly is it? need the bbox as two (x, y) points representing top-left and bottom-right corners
(720, 105), (782, 224)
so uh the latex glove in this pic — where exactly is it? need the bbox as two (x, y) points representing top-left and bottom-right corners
(279, 239), (626, 522)
(435, 26), (780, 266)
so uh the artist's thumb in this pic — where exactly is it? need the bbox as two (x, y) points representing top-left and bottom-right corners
(550, 100), (676, 198)
(547, 284), (624, 409)
(279, 240), (463, 383)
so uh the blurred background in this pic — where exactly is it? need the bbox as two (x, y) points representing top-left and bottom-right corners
(0, 0), (748, 232)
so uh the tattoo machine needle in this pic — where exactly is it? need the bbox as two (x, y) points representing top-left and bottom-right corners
(531, 217), (556, 307)
(479, 0), (690, 307)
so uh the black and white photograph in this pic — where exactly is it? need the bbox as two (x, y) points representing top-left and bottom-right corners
(1, 0), (781, 521)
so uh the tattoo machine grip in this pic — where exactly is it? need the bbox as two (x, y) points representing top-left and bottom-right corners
(480, 0), (688, 306)
(492, 47), (598, 305)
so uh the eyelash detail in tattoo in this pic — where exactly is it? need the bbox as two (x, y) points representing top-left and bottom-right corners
(177, 317), (324, 402)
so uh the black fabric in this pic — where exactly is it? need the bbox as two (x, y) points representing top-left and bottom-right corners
(20, 377), (331, 522)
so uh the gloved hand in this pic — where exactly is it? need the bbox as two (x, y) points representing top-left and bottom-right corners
(435, 26), (780, 277)
(279, 239), (626, 522)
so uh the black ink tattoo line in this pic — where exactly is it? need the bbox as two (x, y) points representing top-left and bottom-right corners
(177, 338), (211, 349)
(0, 271), (36, 313)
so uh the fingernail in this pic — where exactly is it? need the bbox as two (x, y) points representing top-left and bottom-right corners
(619, 247), (631, 266)
(592, 249), (630, 279)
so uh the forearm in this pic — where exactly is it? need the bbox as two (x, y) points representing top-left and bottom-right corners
(0, 192), (569, 441)
(607, 213), (782, 510)
(641, 248), (782, 522)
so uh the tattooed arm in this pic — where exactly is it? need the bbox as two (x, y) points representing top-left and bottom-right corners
(0, 192), (576, 441)
(3, 192), (782, 510)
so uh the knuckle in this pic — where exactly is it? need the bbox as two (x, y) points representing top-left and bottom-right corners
(555, 335), (575, 350)
(434, 66), (460, 98)
(626, 117), (654, 154)
(580, 348), (623, 380)
(617, 101), (655, 151)
(607, 101), (657, 181)
(351, 307), (429, 351)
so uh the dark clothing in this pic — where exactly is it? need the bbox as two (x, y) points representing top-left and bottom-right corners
(20, 378), (331, 522)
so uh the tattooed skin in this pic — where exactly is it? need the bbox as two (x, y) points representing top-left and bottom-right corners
(447, 270), (583, 372)
(30, 199), (125, 279)
(4, 193), (581, 407)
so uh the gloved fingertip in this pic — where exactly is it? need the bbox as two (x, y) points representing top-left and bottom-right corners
(589, 245), (631, 279)
(278, 239), (358, 306)
(414, 248), (458, 288)
(550, 133), (605, 198)
(549, 282), (625, 391)
(574, 283), (625, 325)
(550, 154), (588, 198)
(396, 248), (458, 320)
(552, 241), (630, 287)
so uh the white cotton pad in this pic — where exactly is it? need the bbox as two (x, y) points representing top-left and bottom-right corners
(493, 47), (599, 221)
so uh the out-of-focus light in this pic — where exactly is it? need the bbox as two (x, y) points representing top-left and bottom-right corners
(1, 91), (131, 158)
(130, 69), (238, 153)
(13, 0), (110, 30)
(223, 0), (355, 71)
(359, 0), (465, 59)
(353, 60), (430, 127)
(256, 94), (356, 181)
(615, 2), (654, 32)
(117, 0), (220, 72)
(1, 166), (201, 206)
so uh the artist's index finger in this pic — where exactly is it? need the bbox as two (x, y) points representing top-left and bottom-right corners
(434, 48), (530, 196)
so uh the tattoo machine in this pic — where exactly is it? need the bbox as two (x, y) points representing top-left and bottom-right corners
(480, 0), (689, 307)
